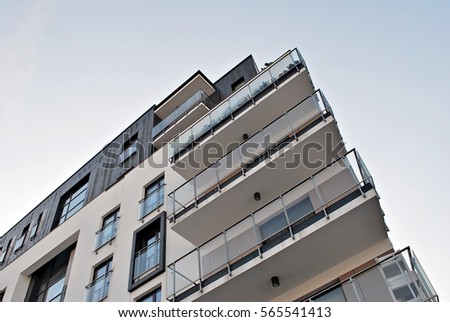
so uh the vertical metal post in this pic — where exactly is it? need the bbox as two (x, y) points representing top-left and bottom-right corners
(280, 197), (295, 239)
(343, 155), (365, 198)
(224, 231), (231, 276)
(215, 163), (221, 192)
(349, 278), (362, 302)
(172, 263), (176, 301)
(311, 175), (328, 219)
(197, 248), (203, 293)
(251, 213), (262, 258)
(285, 111), (297, 140)
(193, 177), (198, 208)
(171, 192), (176, 223)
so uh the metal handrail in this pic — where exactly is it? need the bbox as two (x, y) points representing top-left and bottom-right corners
(152, 89), (208, 139)
(167, 89), (333, 220)
(167, 150), (378, 298)
(168, 48), (305, 159)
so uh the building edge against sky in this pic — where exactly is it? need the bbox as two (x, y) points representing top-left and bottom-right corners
(0, 47), (438, 302)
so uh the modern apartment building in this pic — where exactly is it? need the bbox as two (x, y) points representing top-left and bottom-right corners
(0, 48), (438, 302)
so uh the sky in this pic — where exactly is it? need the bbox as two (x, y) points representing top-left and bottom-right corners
(0, 0), (449, 301)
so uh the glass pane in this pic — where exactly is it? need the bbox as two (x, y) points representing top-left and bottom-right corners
(192, 114), (211, 141)
(312, 286), (347, 302)
(259, 213), (287, 241)
(226, 217), (257, 260)
(45, 277), (65, 302)
(249, 70), (272, 97)
(210, 101), (231, 127)
(286, 196), (313, 224)
(229, 86), (251, 112)
(200, 234), (227, 276)
(269, 55), (294, 80)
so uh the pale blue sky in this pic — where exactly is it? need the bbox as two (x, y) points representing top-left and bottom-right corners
(0, 0), (449, 300)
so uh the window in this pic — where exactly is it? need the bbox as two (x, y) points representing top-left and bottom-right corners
(140, 176), (165, 219)
(381, 258), (420, 302)
(259, 196), (313, 241)
(231, 76), (245, 92)
(137, 288), (161, 302)
(118, 133), (139, 164)
(311, 285), (347, 302)
(86, 258), (112, 302)
(13, 224), (29, 253)
(0, 239), (12, 264)
(55, 176), (89, 227)
(95, 209), (119, 250)
(129, 213), (165, 291)
(30, 213), (43, 240)
(0, 289), (5, 302)
(26, 246), (73, 302)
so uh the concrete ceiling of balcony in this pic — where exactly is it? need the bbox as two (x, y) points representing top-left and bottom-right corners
(192, 192), (389, 301)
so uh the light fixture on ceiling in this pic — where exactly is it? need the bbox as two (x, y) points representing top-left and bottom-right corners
(254, 192), (261, 201)
(271, 276), (280, 287)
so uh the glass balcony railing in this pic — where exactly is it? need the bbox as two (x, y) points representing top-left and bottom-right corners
(152, 89), (213, 139)
(133, 239), (160, 282)
(168, 49), (305, 160)
(85, 271), (112, 302)
(166, 150), (376, 300)
(139, 185), (165, 220)
(303, 247), (439, 302)
(167, 89), (333, 221)
(94, 217), (119, 251)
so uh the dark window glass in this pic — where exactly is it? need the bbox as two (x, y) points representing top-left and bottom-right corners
(129, 213), (165, 291)
(133, 223), (161, 282)
(26, 247), (73, 302)
(141, 177), (165, 218)
(86, 258), (112, 302)
(95, 210), (119, 250)
(231, 76), (245, 92)
(311, 285), (347, 302)
(0, 289), (5, 302)
(393, 283), (419, 302)
(30, 213), (43, 239)
(55, 176), (90, 227)
(138, 288), (161, 302)
(0, 239), (12, 264)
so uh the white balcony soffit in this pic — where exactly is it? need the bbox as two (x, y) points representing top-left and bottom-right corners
(155, 74), (215, 119)
(172, 69), (314, 179)
(171, 119), (343, 246)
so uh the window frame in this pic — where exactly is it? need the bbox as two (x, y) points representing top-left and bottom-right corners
(55, 175), (90, 228)
(139, 176), (165, 220)
(86, 258), (113, 302)
(128, 211), (166, 292)
(94, 208), (120, 251)
(137, 287), (162, 302)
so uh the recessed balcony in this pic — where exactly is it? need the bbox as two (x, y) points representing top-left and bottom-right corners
(154, 73), (215, 120)
(169, 49), (314, 179)
(152, 90), (215, 150)
(166, 150), (388, 302)
(167, 90), (343, 245)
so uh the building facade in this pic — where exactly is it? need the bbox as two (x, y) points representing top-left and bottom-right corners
(0, 48), (438, 302)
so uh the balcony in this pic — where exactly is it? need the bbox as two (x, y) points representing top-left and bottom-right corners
(169, 48), (314, 179)
(166, 150), (388, 301)
(303, 247), (439, 302)
(167, 90), (343, 245)
(94, 217), (119, 251)
(85, 271), (112, 302)
(155, 73), (215, 120)
(133, 239), (161, 283)
(152, 90), (217, 149)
